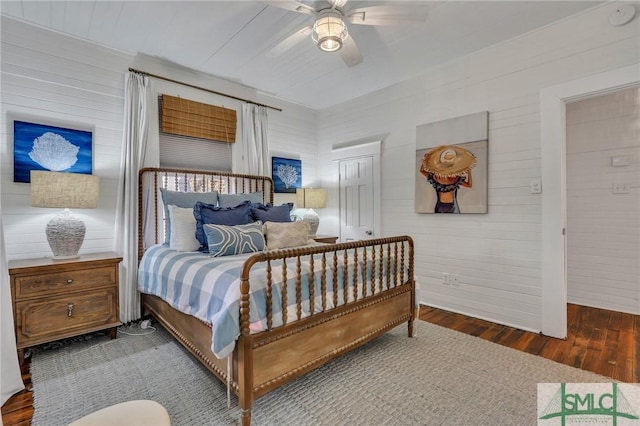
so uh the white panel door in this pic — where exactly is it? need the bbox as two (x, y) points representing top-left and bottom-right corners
(339, 156), (374, 241)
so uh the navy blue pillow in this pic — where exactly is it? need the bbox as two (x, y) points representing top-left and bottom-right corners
(250, 203), (293, 223)
(193, 200), (253, 251)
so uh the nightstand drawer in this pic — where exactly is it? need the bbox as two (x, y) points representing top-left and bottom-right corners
(14, 288), (119, 348)
(14, 266), (117, 299)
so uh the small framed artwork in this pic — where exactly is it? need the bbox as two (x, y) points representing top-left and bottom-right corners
(14, 120), (93, 183)
(272, 156), (301, 193)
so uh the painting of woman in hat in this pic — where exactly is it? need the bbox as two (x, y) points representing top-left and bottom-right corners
(419, 145), (477, 213)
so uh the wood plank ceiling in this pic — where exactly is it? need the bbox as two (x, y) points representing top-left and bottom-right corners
(0, 1), (601, 109)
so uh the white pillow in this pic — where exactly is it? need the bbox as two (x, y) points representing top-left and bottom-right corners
(168, 205), (200, 252)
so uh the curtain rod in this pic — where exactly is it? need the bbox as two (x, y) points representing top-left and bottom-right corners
(128, 67), (282, 112)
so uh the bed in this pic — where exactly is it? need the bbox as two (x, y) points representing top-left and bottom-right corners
(137, 167), (415, 425)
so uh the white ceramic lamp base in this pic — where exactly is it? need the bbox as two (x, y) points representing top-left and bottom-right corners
(46, 210), (86, 259)
(303, 208), (320, 237)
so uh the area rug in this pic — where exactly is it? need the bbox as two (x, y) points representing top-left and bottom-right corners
(31, 321), (611, 425)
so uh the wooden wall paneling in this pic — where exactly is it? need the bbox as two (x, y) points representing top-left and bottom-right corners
(317, 4), (640, 332)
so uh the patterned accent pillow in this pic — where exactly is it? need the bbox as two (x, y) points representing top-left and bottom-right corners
(218, 192), (264, 208)
(167, 205), (200, 252)
(193, 201), (253, 251)
(250, 203), (293, 223)
(160, 188), (218, 244)
(263, 220), (311, 250)
(204, 222), (265, 257)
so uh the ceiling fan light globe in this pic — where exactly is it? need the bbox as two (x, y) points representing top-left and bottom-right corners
(318, 37), (342, 52)
(312, 14), (347, 52)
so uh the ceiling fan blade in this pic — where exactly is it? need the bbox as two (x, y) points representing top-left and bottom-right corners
(346, 5), (428, 26)
(328, 0), (349, 8)
(267, 25), (313, 57)
(340, 35), (362, 68)
(267, 1), (317, 16)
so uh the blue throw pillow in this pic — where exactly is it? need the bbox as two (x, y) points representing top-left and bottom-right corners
(250, 203), (293, 223)
(204, 222), (265, 257)
(218, 192), (264, 208)
(159, 188), (218, 244)
(193, 200), (253, 251)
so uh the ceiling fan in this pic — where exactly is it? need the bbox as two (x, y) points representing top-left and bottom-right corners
(267, 0), (428, 67)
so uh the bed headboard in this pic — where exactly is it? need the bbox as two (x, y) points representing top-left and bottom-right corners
(138, 167), (274, 257)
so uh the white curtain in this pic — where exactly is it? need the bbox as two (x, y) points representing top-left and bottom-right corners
(114, 72), (154, 323)
(1, 198), (24, 404)
(241, 104), (270, 175)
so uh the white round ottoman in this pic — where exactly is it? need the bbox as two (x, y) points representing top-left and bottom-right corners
(68, 400), (170, 426)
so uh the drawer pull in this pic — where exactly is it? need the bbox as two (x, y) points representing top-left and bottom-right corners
(67, 303), (74, 317)
(67, 279), (73, 284)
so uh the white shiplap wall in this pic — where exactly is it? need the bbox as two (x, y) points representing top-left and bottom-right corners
(317, 3), (640, 331)
(566, 87), (640, 314)
(258, 95), (318, 211)
(1, 16), (130, 259)
(1, 16), (318, 260)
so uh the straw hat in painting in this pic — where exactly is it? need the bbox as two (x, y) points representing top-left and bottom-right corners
(421, 145), (477, 178)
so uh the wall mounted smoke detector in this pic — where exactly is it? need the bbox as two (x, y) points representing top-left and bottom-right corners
(609, 4), (636, 26)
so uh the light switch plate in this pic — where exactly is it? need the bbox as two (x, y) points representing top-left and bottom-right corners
(611, 155), (631, 167)
(530, 178), (542, 194)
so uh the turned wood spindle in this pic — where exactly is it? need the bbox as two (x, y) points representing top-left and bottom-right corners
(352, 248), (358, 302)
(332, 250), (338, 308)
(281, 259), (288, 326)
(295, 256), (302, 321)
(321, 252), (327, 312)
(342, 249), (348, 305)
(308, 255), (315, 316)
(266, 260), (273, 330)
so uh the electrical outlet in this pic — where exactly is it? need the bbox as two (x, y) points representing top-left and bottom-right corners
(613, 183), (630, 194)
(450, 274), (460, 286)
(442, 272), (450, 285)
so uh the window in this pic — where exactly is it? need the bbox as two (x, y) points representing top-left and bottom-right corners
(158, 95), (235, 171)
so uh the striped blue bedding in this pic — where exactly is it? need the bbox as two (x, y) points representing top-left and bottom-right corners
(138, 244), (376, 359)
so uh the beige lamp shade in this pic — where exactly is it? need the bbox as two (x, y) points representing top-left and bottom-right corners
(30, 171), (99, 259)
(296, 188), (326, 237)
(296, 188), (327, 209)
(31, 171), (100, 209)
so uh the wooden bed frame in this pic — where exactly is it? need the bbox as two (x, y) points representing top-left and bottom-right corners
(138, 167), (415, 425)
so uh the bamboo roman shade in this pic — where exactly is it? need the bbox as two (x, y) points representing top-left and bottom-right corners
(161, 94), (237, 143)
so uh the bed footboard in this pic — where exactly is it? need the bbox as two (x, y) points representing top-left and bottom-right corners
(236, 236), (414, 425)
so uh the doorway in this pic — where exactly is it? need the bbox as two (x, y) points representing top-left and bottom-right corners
(338, 156), (374, 241)
(565, 87), (640, 314)
(331, 141), (382, 242)
(540, 64), (640, 338)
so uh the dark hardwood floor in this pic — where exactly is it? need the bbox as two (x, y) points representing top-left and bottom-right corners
(1, 355), (33, 426)
(420, 303), (638, 383)
(2, 303), (637, 425)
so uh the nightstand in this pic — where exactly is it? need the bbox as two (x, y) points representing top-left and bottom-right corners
(313, 235), (338, 244)
(8, 252), (122, 364)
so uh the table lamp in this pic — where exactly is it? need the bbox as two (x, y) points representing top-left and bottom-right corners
(296, 188), (326, 237)
(30, 170), (100, 259)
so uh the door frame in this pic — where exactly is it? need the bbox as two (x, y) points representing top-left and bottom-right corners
(540, 63), (640, 338)
(331, 141), (382, 240)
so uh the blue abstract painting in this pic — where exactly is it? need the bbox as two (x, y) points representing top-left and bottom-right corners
(272, 156), (301, 193)
(14, 121), (92, 183)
